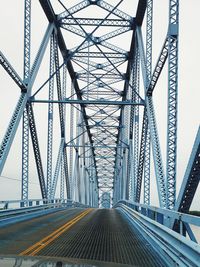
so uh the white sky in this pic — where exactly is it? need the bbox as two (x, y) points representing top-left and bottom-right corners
(0, 0), (199, 210)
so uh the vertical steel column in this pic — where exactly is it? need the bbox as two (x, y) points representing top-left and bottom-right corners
(119, 132), (124, 201)
(135, 112), (148, 203)
(122, 105), (129, 199)
(21, 0), (31, 202)
(125, 80), (132, 200)
(69, 81), (74, 200)
(126, 65), (134, 200)
(60, 154), (64, 200)
(63, 148), (70, 199)
(114, 141), (121, 203)
(77, 155), (81, 203)
(133, 45), (140, 201)
(73, 152), (79, 201)
(51, 139), (64, 198)
(143, 111), (151, 205)
(72, 151), (78, 201)
(46, 33), (54, 199)
(86, 136), (90, 205)
(86, 146), (89, 206)
(127, 66), (135, 200)
(144, 0), (153, 205)
(120, 113), (126, 200)
(61, 63), (67, 199)
(80, 122), (86, 204)
(166, 0), (179, 209)
(83, 133), (87, 205)
(126, 145), (131, 200)
(76, 115), (82, 203)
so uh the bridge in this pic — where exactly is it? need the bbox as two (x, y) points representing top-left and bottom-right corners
(0, 0), (200, 266)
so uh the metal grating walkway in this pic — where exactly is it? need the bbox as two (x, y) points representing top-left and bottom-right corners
(36, 209), (167, 266)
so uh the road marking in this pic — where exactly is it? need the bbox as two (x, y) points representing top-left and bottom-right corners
(19, 208), (93, 256)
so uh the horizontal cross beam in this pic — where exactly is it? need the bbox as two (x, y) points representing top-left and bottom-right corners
(31, 99), (145, 106)
(60, 17), (133, 27)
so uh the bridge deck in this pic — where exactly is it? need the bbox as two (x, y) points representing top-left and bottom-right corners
(0, 208), (167, 266)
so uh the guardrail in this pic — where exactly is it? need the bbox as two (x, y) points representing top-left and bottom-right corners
(0, 198), (90, 211)
(115, 202), (200, 267)
(0, 198), (90, 210)
(0, 198), (68, 209)
(114, 200), (200, 243)
(0, 202), (64, 218)
(0, 199), (90, 226)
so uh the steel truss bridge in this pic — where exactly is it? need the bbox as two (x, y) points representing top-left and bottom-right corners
(0, 0), (199, 266)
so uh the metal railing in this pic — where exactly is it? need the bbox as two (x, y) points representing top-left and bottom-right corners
(114, 200), (200, 267)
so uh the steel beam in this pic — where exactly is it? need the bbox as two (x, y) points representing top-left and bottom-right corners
(51, 139), (65, 198)
(0, 23), (52, 175)
(22, 0), (31, 203)
(135, 110), (148, 203)
(144, 0), (153, 205)
(175, 127), (200, 213)
(166, 0), (179, 209)
(60, 154), (65, 200)
(63, 148), (70, 199)
(137, 26), (166, 207)
(73, 51), (127, 59)
(69, 81), (75, 199)
(46, 33), (54, 198)
(133, 45), (140, 202)
(40, 0), (98, 179)
(0, 52), (26, 92)
(27, 103), (47, 199)
(54, 35), (65, 138)
(146, 97), (166, 207)
(29, 23), (54, 88)
(60, 18), (132, 27)
(147, 37), (168, 96)
(114, 1), (147, 189)
(58, 0), (90, 20)
(97, 0), (131, 21)
(31, 99), (144, 106)
(0, 94), (27, 175)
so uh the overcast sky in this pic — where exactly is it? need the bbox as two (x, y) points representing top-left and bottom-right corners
(0, 0), (199, 210)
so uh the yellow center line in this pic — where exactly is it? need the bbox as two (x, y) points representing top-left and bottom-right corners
(19, 208), (93, 256)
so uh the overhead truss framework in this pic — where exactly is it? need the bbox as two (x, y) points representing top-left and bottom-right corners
(0, 0), (199, 217)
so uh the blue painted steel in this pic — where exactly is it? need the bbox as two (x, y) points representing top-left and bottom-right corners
(46, 33), (55, 199)
(0, 93), (28, 175)
(0, 52), (26, 91)
(135, 111), (148, 202)
(0, 204), (67, 228)
(115, 200), (200, 241)
(31, 99), (144, 106)
(136, 27), (167, 208)
(147, 37), (169, 96)
(166, 0), (179, 210)
(60, 64), (67, 200)
(133, 45), (140, 202)
(22, 0), (31, 203)
(144, 0), (153, 205)
(0, 4), (200, 265)
(175, 126), (200, 212)
(0, 24), (53, 175)
(53, 34), (66, 138)
(51, 139), (65, 198)
(60, 154), (65, 201)
(69, 81), (75, 200)
(27, 103), (47, 199)
(116, 202), (200, 266)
